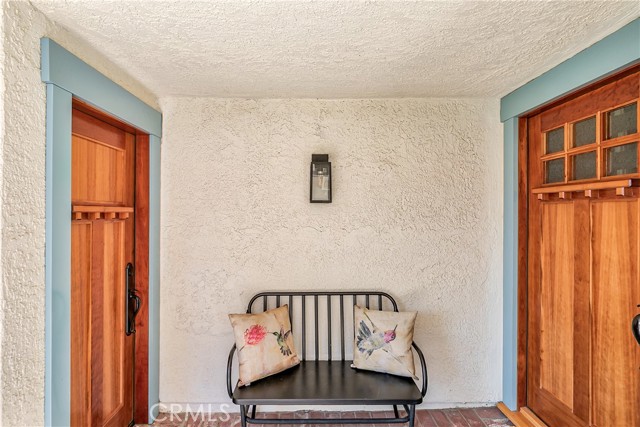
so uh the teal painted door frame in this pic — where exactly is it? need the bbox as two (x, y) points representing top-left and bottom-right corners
(500, 18), (640, 411)
(42, 38), (162, 426)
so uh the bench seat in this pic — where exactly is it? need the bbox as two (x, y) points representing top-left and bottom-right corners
(233, 361), (423, 406)
(226, 291), (428, 426)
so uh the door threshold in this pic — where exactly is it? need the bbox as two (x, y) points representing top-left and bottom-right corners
(497, 402), (548, 427)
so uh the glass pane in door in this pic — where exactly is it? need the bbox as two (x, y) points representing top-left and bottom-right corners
(546, 127), (564, 154)
(571, 151), (596, 180)
(573, 117), (596, 147)
(606, 103), (637, 139)
(545, 158), (565, 183)
(606, 142), (637, 176)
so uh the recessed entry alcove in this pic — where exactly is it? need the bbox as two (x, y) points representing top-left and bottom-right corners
(0, 2), (639, 426)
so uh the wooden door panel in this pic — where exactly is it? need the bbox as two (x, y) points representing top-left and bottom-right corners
(539, 202), (575, 408)
(72, 134), (126, 205)
(529, 200), (589, 427)
(72, 108), (126, 150)
(87, 219), (134, 427)
(71, 222), (92, 427)
(591, 200), (640, 427)
(100, 220), (130, 426)
(71, 108), (135, 207)
(572, 200), (591, 423)
(90, 220), (104, 427)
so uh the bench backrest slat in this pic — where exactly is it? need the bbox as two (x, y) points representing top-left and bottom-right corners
(246, 291), (398, 362)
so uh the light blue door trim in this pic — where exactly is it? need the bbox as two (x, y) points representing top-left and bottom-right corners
(501, 19), (640, 121)
(501, 117), (519, 410)
(45, 84), (72, 427)
(500, 18), (640, 411)
(148, 135), (161, 421)
(43, 38), (162, 425)
(41, 38), (162, 137)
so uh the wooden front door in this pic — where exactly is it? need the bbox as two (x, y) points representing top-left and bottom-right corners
(70, 103), (138, 427)
(526, 69), (640, 427)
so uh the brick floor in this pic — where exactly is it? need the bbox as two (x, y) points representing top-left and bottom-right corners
(142, 407), (513, 426)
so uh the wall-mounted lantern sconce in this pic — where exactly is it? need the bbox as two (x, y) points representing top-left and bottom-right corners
(310, 154), (331, 203)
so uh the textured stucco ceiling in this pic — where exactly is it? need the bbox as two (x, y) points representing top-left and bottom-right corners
(32, 1), (639, 98)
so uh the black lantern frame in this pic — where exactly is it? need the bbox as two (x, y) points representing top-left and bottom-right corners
(310, 154), (332, 203)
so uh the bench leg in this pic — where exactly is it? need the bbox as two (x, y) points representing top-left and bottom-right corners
(408, 404), (415, 427)
(240, 404), (247, 427)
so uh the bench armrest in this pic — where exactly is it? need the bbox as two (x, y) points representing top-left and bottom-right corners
(226, 344), (237, 399)
(412, 342), (428, 397)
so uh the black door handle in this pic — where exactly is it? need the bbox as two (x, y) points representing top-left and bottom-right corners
(633, 313), (640, 346)
(125, 263), (141, 336)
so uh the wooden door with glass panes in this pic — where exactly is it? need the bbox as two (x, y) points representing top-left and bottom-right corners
(526, 68), (640, 427)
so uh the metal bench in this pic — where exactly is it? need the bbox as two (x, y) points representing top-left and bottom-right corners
(226, 291), (428, 426)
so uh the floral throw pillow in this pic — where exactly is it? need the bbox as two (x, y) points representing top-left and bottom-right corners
(352, 305), (418, 379)
(229, 305), (300, 386)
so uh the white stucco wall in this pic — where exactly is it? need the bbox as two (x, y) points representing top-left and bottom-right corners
(0, 2), (5, 423)
(1, 2), (157, 425)
(160, 97), (503, 409)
